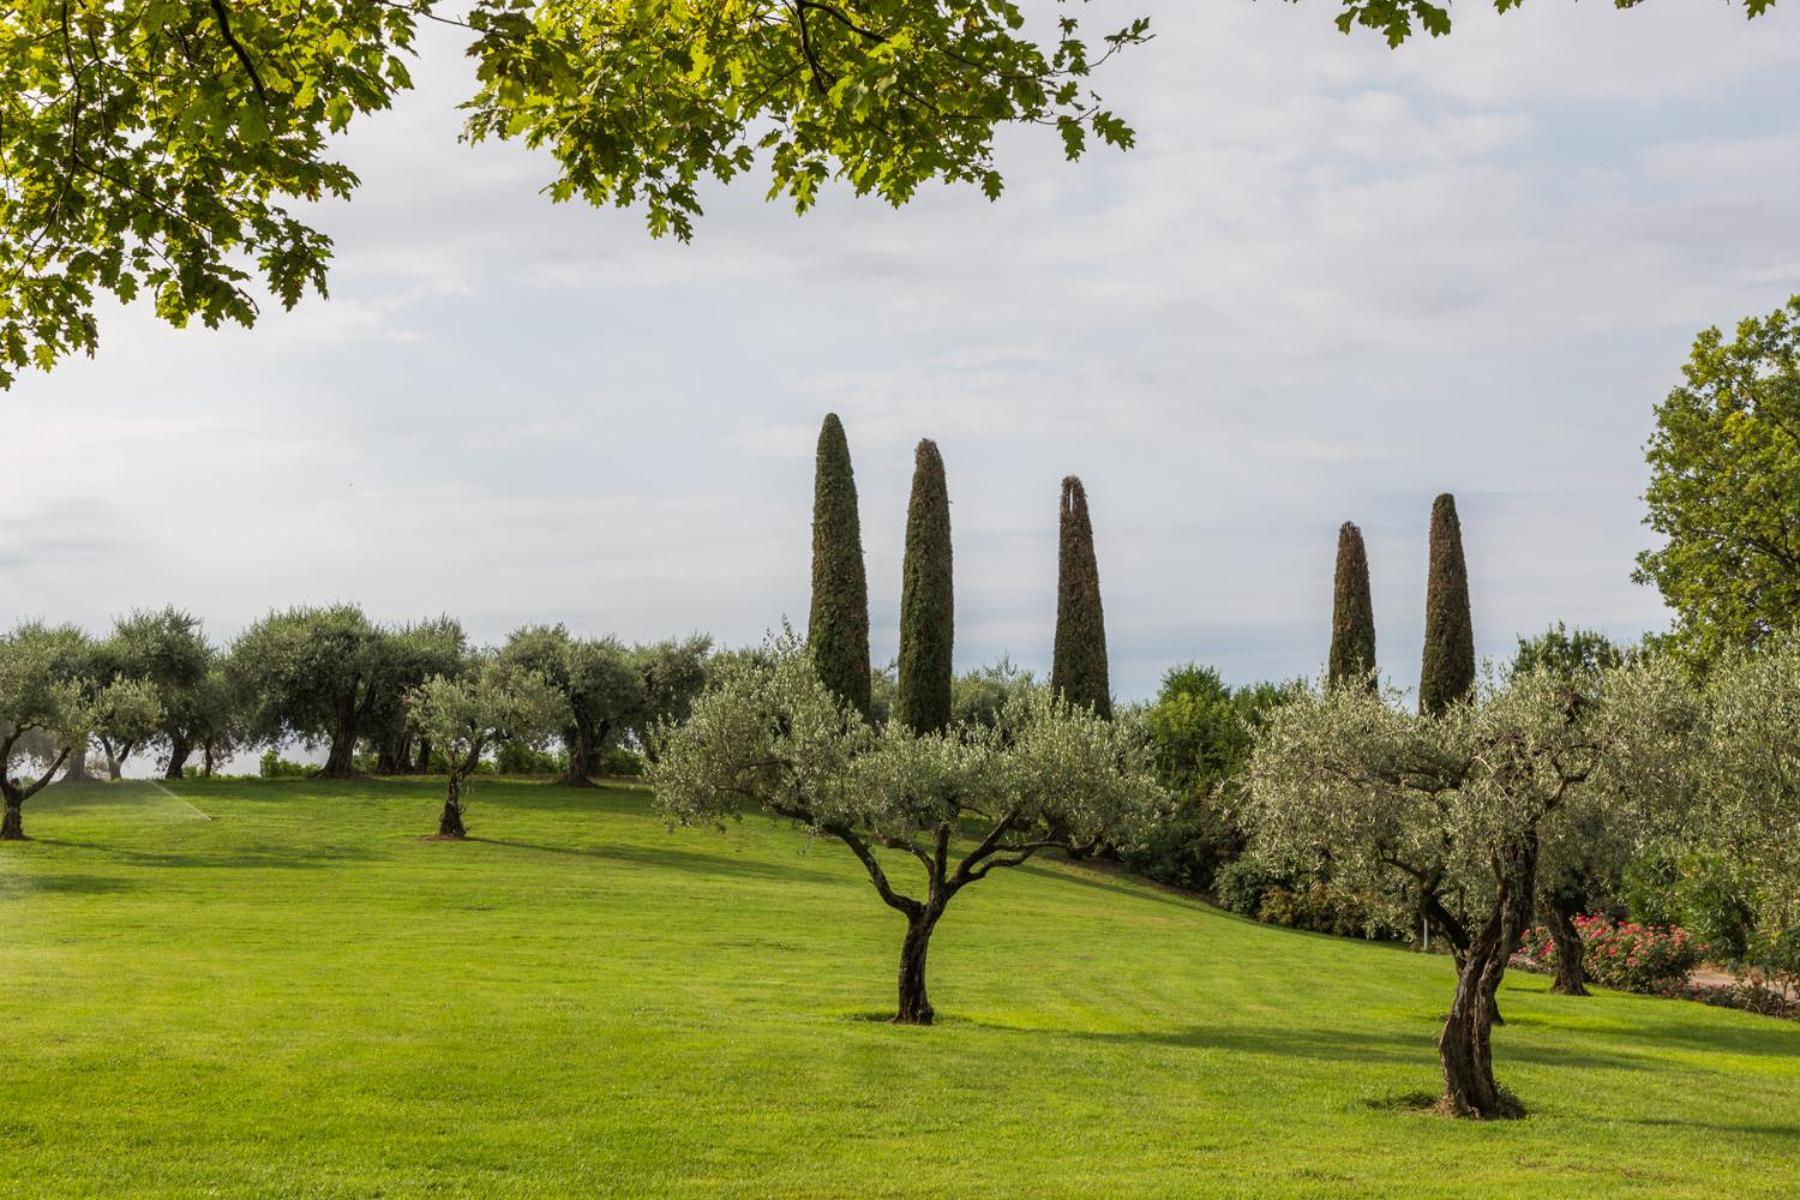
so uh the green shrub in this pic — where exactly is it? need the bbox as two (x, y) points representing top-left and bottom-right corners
(495, 741), (568, 775)
(258, 750), (314, 779)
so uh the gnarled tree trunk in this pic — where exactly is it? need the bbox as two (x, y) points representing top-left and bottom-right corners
(1546, 888), (1589, 997)
(437, 775), (467, 839)
(414, 738), (433, 774)
(321, 702), (359, 779)
(1438, 840), (1535, 1119)
(1, 798), (23, 841)
(896, 908), (942, 1025)
(165, 734), (193, 780)
(561, 725), (599, 787)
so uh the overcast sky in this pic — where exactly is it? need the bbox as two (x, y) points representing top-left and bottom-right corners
(8, 2), (1799, 702)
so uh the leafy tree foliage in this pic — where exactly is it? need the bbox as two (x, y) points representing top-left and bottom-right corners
(497, 626), (708, 784)
(808, 413), (871, 719)
(1635, 295), (1800, 666)
(1129, 664), (1295, 891)
(1686, 638), (1800, 990)
(1050, 475), (1110, 718)
(408, 655), (563, 838)
(87, 606), (214, 779)
(1328, 521), (1376, 690)
(0, 0), (1146, 388)
(0, 622), (159, 839)
(652, 634), (1163, 1024)
(1325, 0), (1778, 48)
(1418, 493), (1474, 716)
(230, 604), (407, 778)
(362, 617), (469, 773)
(950, 657), (1036, 729)
(896, 438), (953, 735)
(1248, 663), (1691, 1118)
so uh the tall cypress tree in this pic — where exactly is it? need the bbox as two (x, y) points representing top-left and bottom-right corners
(807, 413), (872, 719)
(1050, 475), (1111, 718)
(1419, 493), (1475, 716)
(896, 439), (953, 735)
(1328, 521), (1377, 691)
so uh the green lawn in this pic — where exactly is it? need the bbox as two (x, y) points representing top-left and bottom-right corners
(3, 779), (1796, 1198)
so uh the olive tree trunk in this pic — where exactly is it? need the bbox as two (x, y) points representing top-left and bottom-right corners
(896, 908), (942, 1025)
(164, 734), (193, 780)
(1438, 842), (1534, 1119)
(437, 774), (468, 839)
(0, 798), (23, 841)
(1546, 891), (1589, 997)
(560, 726), (600, 787)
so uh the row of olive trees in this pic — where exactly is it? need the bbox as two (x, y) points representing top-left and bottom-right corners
(0, 604), (710, 840)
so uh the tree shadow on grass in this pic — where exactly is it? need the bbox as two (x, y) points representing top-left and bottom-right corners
(467, 837), (842, 885)
(1621, 1115), (1800, 1139)
(970, 1020), (1656, 1074)
(7, 872), (140, 895)
(34, 838), (383, 871)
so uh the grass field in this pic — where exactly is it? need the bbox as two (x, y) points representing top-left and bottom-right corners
(3, 778), (1797, 1198)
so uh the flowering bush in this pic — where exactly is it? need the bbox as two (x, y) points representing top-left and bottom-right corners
(1520, 916), (1705, 994)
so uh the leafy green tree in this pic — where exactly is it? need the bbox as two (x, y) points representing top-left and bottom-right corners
(408, 656), (564, 838)
(499, 624), (640, 786)
(362, 617), (469, 774)
(91, 607), (212, 780)
(896, 438), (953, 735)
(652, 634), (1164, 1025)
(808, 413), (871, 719)
(1130, 665), (1296, 892)
(0, 0), (1147, 388)
(1328, 521), (1377, 690)
(230, 604), (397, 778)
(1051, 475), (1111, 718)
(1635, 296), (1800, 666)
(1418, 493), (1475, 716)
(182, 657), (246, 778)
(0, 622), (159, 840)
(1249, 663), (1691, 1118)
(1326, 0), (1778, 47)
(627, 634), (712, 756)
(951, 657), (1036, 729)
(1688, 637), (1800, 991)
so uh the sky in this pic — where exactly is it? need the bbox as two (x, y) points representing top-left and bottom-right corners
(8, 1), (1800, 703)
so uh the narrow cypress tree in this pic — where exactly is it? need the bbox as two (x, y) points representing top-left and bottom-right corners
(807, 413), (872, 719)
(896, 439), (953, 735)
(1328, 521), (1377, 691)
(1419, 493), (1475, 716)
(1050, 476), (1111, 718)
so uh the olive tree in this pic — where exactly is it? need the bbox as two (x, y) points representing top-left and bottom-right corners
(93, 607), (212, 780)
(1692, 638), (1800, 989)
(408, 658), (563, 839)
(363, 618), (469, 774)
(1248, 664), (1689, 1118)
(652, 635), (1164, 1025)
(231, 604), (390, 778)
(0, 623), (159, 840)
(499, 626), (640, 786)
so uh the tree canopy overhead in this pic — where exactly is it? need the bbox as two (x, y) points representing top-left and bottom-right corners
(6, 1), (1781, 389)
(0, 0), (1149, 388)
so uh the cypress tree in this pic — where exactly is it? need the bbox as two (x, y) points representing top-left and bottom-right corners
(1328, 521), (1377, 691)
(1419, 493), (1475, 716)
(1050, 476), (1111, 718)
(896, 439), (953, 735)
(807, 413), (872, 719)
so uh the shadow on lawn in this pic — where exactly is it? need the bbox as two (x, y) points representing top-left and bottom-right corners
(986, 1021), (1659, 1074)
(35, 838), (382, 871)
(468, 837), (842, 885)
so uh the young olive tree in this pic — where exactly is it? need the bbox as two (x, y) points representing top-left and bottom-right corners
(0, 623), (159, 840)
(652, 636), (1164, 1025)
(1248, 664), (1687, 1118)
(407, 660), (563, 839)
